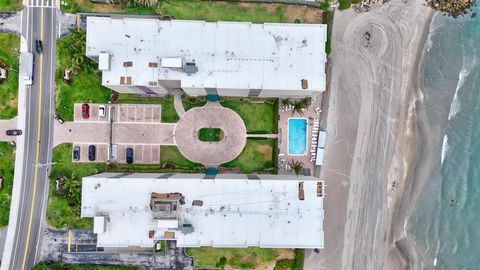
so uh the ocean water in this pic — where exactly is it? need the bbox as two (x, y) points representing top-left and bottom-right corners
(407, 6), (480, 269)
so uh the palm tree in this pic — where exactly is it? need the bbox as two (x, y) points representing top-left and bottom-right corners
(292, 97), (311, 116)
(281, 98), (293, 107)
(289, 160), (303, 176)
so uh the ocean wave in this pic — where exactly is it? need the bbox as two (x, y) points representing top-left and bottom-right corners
(441, 134), (449, 164)
(447, 60), (473, 120)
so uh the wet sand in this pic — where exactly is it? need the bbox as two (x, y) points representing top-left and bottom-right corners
(304, 0), (434, 269)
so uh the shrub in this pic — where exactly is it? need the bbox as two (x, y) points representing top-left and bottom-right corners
(338, 0), (351, 10)
(319, 1), (330, 10)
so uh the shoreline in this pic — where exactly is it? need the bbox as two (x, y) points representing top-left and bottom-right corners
(304, 0), (438, 269)
(387, 11), (436, 269)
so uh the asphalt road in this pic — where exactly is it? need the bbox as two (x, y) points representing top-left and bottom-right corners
(3, 6), (56, 270)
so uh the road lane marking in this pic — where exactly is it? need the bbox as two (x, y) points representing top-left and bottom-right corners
(34, 10), (56, 261)
(21, 8), (44, 270)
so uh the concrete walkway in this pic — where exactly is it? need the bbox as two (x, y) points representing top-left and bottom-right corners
(174, 102), (247, 167)
(247, 134), (278, 139)
(172, 90), (186, 117)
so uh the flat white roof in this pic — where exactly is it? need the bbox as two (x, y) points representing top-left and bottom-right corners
(81, 173), (324, 248)
(86, 17), (327, 92)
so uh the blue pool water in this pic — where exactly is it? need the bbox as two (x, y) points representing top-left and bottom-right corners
(288, 118), (307, 155)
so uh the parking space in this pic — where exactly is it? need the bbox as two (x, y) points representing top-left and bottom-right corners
(73, 143), (108, 163)
(117, 104), (161, 123)
(73, 103), (110, 123)
(116, 144), (160, 164)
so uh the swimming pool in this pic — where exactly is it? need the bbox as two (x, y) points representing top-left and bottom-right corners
(288, 118), (307, 155)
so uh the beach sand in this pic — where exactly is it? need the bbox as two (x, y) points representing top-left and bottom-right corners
(304, 0), (434, 269)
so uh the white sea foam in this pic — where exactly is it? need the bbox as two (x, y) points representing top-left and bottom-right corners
(448, 59), (473, 120)
(441, 134), (449, 164)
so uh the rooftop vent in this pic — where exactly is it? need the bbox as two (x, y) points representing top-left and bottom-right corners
(301, 79), (308, 89)
(184, 62), (198, 75)
(298, 182), (305, 200)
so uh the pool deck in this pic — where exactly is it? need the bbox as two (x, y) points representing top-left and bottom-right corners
(278, 93), (325, 175)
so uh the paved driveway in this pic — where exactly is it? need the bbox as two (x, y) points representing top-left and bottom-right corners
(0, 118), (18, 142)
(174, 102), (247, 167)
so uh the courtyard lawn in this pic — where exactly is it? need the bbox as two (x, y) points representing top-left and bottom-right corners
(114, 94), (179, 123)
(221, 139), (276, 174)
(0, 34), (19, 119)
(47, 144), (105, 229)
(186, 247), (294, 269)
(0, 142), (15, 227)
(182, 95), (206, 111)
(0, 0), (21, 12)
(160, 0), (285, 22)
(221, 98), (278, 134)
(160, 145), (202, 169)
(56, 30), (111, 121)
(198, 128), (222, 142)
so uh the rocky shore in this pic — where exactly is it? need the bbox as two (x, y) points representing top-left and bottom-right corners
(426, 0), (476, 17)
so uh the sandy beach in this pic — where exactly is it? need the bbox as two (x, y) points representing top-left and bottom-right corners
(304, 0), (434, 269)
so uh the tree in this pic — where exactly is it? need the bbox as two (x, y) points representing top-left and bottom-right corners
(62, 172), (81, 211)
(292, 97), (311, 116)
(289, 160), (303, 176)
(281, 98), (293, 107)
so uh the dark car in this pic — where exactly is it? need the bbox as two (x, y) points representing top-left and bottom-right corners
(82, 103), (90, 119)
(126, 147), (133, 164)
(73, 145), (80, 161)
(53, 113), (64, 124)
(35, 40), (43, 54)
(88, 145), (96, 161)
(6, 129), (22, 136)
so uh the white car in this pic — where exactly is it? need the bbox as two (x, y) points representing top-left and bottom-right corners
(99, 105), (106, 117)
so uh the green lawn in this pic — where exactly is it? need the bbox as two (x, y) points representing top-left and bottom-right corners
(33, 263), (140, 270)
(160, 0), (286, 22)
(221, 139), (276, 174)
(221, 98), (277, 134)
(0, 34), (19, 119)
(186, 247), (293, 269)
(0, 142), (15, 227)
(114, 94), (179, 123)
(182, 95), (206, 111)
(47, 144), (105, 229)
(0, 0), (21, 12)
(198, 128), (222, 142)
(56, 31), (111, 121)
(60, 0), (157, 14)
(160, 146), (202, 169)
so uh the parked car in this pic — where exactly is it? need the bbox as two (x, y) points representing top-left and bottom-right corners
(6, 129), (22, 136)
(53, 113), (64, 124)
(9, 141), (16, 148)
(98, 105), (106, 117)
(35, 40), (43, 54)
(82, 103), (89, 119)
(126, 147), (133, 164)
(88, 145), (96, 161)
(73, 146), (80, 161)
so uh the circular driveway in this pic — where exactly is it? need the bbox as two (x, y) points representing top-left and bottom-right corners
(173, 103), (247, 167)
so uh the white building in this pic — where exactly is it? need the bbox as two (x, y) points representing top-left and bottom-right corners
(86, 17), (327, 98)
(81, 173), (325, 249)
